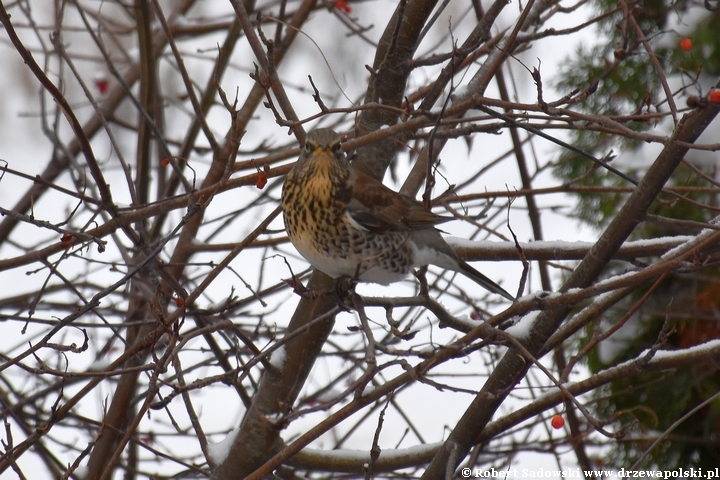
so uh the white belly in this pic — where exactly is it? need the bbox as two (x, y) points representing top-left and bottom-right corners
(291, 233), (409, 285)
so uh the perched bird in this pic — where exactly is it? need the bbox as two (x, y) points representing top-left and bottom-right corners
(281, 128), (514, 301)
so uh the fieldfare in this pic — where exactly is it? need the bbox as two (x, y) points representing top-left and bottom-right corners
(281, 128), (515, 301)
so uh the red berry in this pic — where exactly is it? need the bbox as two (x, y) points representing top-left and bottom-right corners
(97, 79), (109, 94)
(61, 232), (73, 250)
(708, 89), (720, 104)
(256, 171), (268, 189)
(551, 414), (565, 429)
(161, 158), (170, 167)
(333, 0), (351, 13)
(679, 37), (693, 52)
(93, 72), (109, 95)
(175, 297), (185, 307)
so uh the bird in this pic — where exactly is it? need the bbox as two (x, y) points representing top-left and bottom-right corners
(281, 128), (515, 301)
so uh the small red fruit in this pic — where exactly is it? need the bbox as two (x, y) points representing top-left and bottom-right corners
(334, 0), (352, 13)
(175, 297), (185, 307)
(93, 72), (109, 95)
(61, 232), (73, 250)
(679, 37), (693, 52)
(256, 171), (268, 189)
(161, 158), (170, 167)
(551, 414), (565, 429)
(708, 89), (720, 104)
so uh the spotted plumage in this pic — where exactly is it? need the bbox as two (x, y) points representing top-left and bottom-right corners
(281, 128), (514, 301)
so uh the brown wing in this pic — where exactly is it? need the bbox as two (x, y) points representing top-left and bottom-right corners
(347, 168), (450, 232)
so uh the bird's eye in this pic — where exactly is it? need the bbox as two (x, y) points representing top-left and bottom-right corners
(332, 143), (342, 154)
(304, 142), (313, 153)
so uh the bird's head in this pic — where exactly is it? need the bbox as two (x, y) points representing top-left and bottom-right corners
(297, 128), (347, 172)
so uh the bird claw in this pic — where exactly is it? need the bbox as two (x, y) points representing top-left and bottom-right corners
(285, 275), (358, 309)
(333, 275), (357, 310)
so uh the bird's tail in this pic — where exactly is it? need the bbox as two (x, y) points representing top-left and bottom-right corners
(458, 259), (515, 301)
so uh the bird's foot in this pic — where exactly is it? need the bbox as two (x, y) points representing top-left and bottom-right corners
(333, 275), (357, 310)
